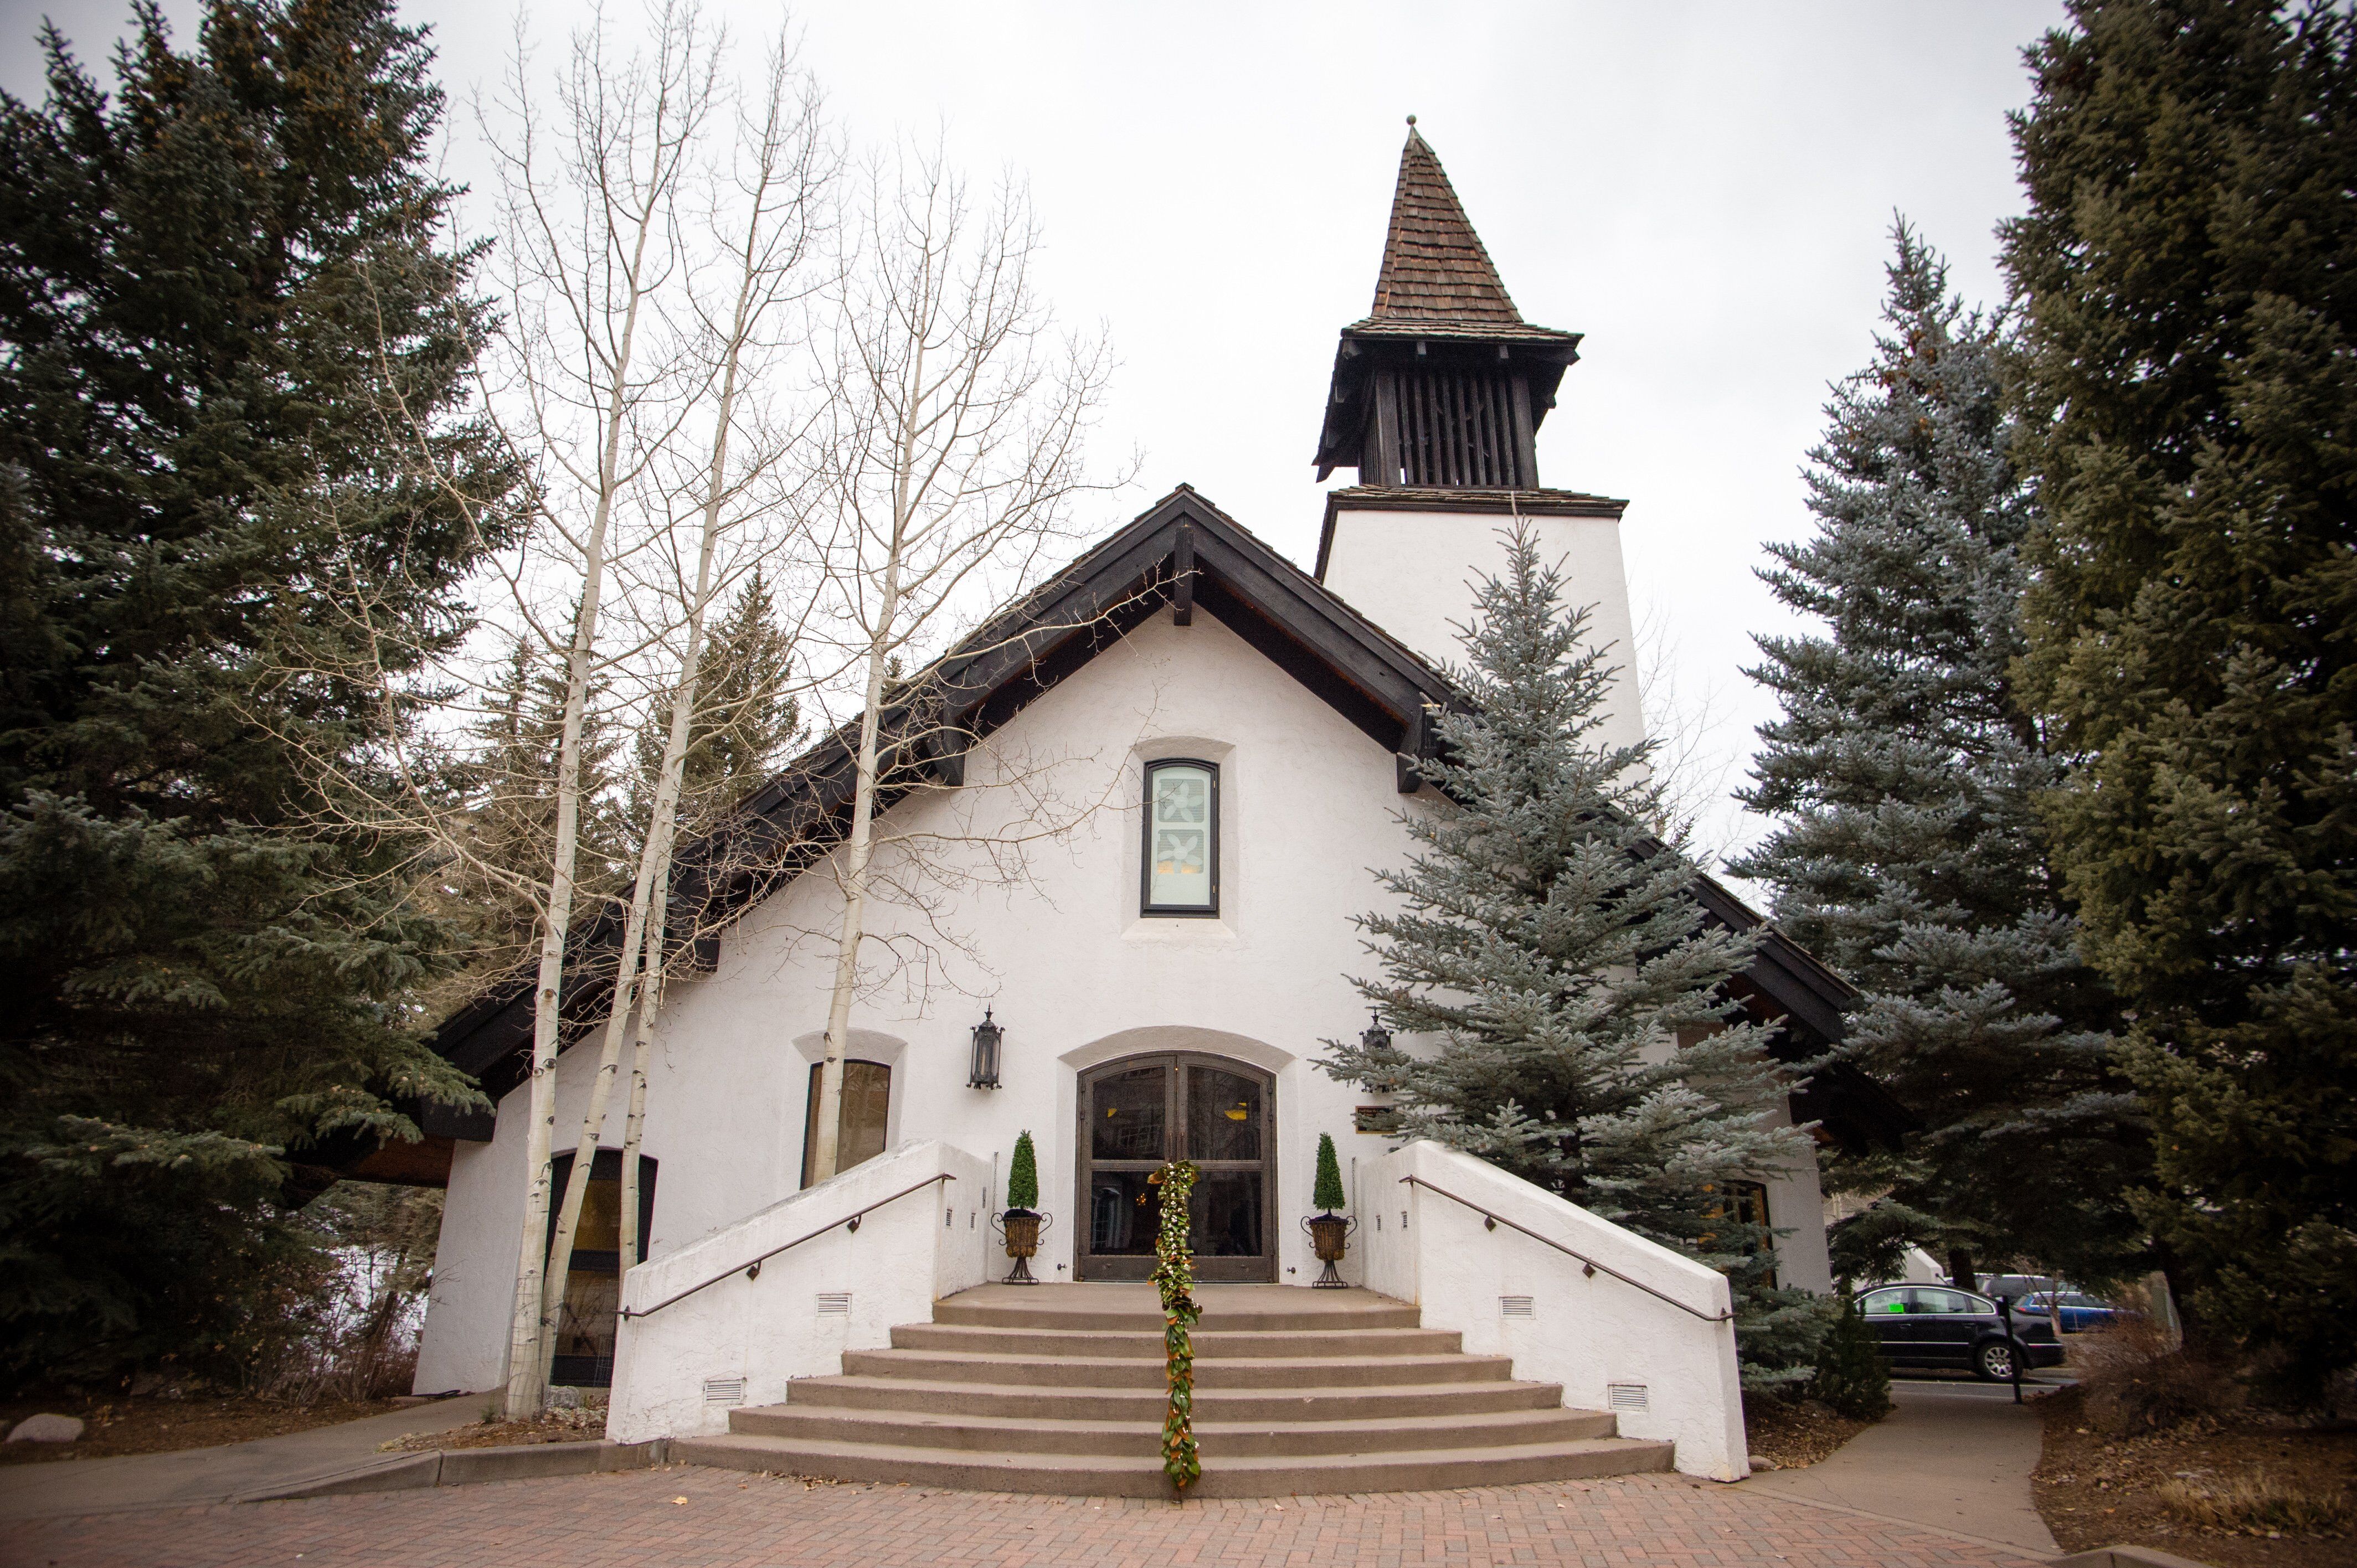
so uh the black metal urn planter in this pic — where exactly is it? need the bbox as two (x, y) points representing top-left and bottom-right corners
(1301, 1132), (1356, 1288)
(995, 1130), (1049, 1284)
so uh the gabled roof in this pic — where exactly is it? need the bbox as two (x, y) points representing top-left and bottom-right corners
(1368, 126), (1523, 327)
(422, 486), (1904, 1151)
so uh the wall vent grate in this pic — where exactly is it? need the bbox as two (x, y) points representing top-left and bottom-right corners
(702, 1376), (746, 1406)
(1501, 1295), (1535, 1319)
(816, 1291), (852, 1317)
(1607, 1381), (1649, 1412)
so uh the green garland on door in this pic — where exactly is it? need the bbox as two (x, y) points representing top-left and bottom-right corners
(1146, 1160), (1201, 1492)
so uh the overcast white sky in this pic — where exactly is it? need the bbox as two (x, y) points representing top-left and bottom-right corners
(4, 0), (2068, 870)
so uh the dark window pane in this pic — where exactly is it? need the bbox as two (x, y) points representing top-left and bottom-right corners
(1092, 1064), (1169, 1161)
(1087, 1169), (1160, 1254)
(575, 1174), (621, 1254)
(557, 1269), (619, 1359)
(801, 1060), (894, 1188)
(1190, 1171), (1263, 1257)
(842, 1061), (892, 1169)
(1185, 1067), (1263, 1163)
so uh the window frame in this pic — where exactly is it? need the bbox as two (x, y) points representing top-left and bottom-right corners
(1139, 757), (1220, 917)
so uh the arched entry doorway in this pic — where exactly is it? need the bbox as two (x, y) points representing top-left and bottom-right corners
(1076, 1053), (1275, 1281)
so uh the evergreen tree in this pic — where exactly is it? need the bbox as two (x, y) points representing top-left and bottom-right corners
(1732, 226), (2140, 1289)
(0, 1), (519, 1386)
(2001, 0), (2357, 1391)
(632, 568), (802, 836)
(1313, 1132), (1346, 1214)
(1323, 527), (1816, 1386)
(1808, 1296), (1893, 1421)
(443, 634), (632, 982)
(1006, 1131), (1039, 1213)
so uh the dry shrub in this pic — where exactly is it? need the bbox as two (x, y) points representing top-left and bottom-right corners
(2076, 1313), (2237, 1436)
(2159, 1472), (2354, 1536)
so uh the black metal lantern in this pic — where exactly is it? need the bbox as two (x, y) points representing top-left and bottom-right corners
(968, 1007), (1003, 1089)
(1362, 1009), (1403, 1094)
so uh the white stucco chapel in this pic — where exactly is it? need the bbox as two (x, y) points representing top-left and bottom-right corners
(403, 126), (1907, 1486)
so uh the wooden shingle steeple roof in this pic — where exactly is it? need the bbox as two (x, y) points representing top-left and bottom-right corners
(1314, 123), (1582, 481)
(1366, 124), (1524, 327)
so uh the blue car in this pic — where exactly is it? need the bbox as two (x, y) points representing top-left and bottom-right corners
(2021, 1291), (2118, 1333)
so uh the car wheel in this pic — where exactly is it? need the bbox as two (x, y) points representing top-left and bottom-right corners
(1974, 1339), (2016, 1381)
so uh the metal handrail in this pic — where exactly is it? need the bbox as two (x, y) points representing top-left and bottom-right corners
(1398, 1174), (1731, 1323)
(620, 1172), (956, 1320)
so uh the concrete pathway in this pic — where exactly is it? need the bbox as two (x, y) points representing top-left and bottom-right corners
(0, 1395), (485, 1521)
(8, 1463), (2056, 1567)
(1739, 1376), (2062, 1555)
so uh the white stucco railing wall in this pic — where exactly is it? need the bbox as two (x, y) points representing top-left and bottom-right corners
(605, 1141), (990, 1443)
(1359, 1141), (1748, 1481)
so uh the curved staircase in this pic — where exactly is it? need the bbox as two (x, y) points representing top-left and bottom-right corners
(672, 1283), (1675, 1497)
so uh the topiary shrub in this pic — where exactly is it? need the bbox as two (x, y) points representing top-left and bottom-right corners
(1809, 1294), (1893, 1420)
(1006, 1131), (1038, 1213)
(1313, 1132), (1346, 1214)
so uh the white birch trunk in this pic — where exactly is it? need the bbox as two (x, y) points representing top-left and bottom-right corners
(538, 74), (810, 1361)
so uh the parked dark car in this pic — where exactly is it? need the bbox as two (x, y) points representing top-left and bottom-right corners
(2020, 1291), (2119, 1333)
(1854, 1286), (2066, 1380)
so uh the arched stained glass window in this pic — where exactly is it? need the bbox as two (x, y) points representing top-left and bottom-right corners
(1141, 759), (1218, 915)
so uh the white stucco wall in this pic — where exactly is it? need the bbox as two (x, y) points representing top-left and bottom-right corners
(1359, 1140), (1748, 1482)
(606, 1141), (990, 1442)
(1320, 504), (1646, 755)
(414, 589), (1836, 1392)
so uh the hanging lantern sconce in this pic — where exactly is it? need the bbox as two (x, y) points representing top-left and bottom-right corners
(968, 1007), (1004, 1090)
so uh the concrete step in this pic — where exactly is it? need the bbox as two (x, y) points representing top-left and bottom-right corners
(780, 1374), (1568, 1423)
(888, 1322), (1466, 1360)
(728, 1402), (1620, 1457)
(673, 1430), (1676, 1498)
(838, 1348), (1514, 1390)
(932, 1291), (1421, 1335)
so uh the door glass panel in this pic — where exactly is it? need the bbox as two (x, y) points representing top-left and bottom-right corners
(1087, 1169), (1159, 1254)
(1185, 1067), (1263, 1163)
(1092, 1064), (1169, 1161)
(1190, 1171), (1264, 1257)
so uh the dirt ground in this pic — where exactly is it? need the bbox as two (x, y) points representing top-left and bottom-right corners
(0, 1392), (411, 1464)
(384, 1403), (608, 1452)
(1741, 1397), (1873, 1471)
(2032, 1385), (2356, 1568)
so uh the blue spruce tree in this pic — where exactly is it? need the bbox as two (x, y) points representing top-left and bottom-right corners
(1323, 526), (1819, 1386)
(1732, 226), (2139, 1290)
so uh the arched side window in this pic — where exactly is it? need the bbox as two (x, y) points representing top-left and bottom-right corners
(544, 1149), (655, 1389)
(800, 1060), (892, 1188)
(1141, 758), (1218, 916)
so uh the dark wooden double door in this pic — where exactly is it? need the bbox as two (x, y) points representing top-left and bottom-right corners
(1077, 1053), (1275, 1282)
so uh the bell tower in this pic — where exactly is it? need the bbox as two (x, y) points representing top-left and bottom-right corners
(1314, 121), (1643, 752)
(1311, 119), (1579, 490)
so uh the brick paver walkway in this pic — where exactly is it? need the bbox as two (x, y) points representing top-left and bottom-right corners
(2, 1464), (2055, 1568)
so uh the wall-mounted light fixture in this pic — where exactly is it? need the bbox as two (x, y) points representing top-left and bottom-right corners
(968, 1007), (1004, 1090)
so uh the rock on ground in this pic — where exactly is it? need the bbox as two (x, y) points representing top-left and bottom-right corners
(6, 1414), (85, 1444)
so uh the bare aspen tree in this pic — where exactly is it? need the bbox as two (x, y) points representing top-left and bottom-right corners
(541, 36), (832, 1349)
(802, 142), (1116, 1184)
(485, 3), (719, 1418)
